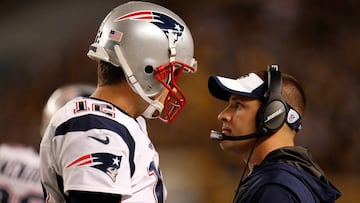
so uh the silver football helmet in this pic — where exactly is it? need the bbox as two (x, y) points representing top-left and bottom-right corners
(87, 1), (197, 122)
(40, 84), (96, 136)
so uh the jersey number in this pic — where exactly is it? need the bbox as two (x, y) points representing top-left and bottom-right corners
(73, 100), (115, 117)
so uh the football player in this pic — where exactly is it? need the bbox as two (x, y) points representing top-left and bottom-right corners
(0, 144), (43, 203)
(39, 1), (197, 203)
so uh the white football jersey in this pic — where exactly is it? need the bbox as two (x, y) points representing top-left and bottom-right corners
(40, 97), (167, 203)
(0, 144), (43, 203)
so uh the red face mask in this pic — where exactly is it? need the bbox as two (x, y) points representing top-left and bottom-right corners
(153, 61), (196, 122)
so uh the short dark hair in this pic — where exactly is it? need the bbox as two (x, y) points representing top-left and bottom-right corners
(97, 61), (126, 86)
(256, 70), (306, 117)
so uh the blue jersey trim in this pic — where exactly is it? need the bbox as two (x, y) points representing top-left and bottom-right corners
(55, 114), (135, 177)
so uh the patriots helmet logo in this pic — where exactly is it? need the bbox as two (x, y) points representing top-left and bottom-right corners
(115, 10), (185, 44)
(66, 153), (122, 182)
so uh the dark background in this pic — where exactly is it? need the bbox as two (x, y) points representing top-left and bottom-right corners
(1, 0), (359, 202)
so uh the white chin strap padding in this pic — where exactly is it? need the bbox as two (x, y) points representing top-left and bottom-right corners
(142, 101), (164, 119)
(114, 45), (164, 119)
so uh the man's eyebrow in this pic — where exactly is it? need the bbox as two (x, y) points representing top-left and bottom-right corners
(229, 95), (243, 102)
(229, 94), (256, 103)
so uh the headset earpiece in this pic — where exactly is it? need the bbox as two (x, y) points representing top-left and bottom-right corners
(256, 64), (287, 135)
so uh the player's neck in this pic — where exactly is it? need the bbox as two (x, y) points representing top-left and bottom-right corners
(91, 83), (147, 118)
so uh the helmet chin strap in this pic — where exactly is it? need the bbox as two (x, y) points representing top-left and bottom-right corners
(114, 45), (164, 119)
(141, 94), (164, 119)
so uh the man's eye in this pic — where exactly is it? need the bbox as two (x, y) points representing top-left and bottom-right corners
(235, 103), (242, 109)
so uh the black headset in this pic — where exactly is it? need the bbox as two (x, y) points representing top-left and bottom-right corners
(256, 64), (288, 135)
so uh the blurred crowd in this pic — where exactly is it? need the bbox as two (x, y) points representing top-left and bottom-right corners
(0, 0), (359, 202)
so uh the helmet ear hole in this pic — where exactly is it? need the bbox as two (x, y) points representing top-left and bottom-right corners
(145, 65), (154, 74)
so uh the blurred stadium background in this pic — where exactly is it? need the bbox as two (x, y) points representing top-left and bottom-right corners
(0, 0), (359, 202)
